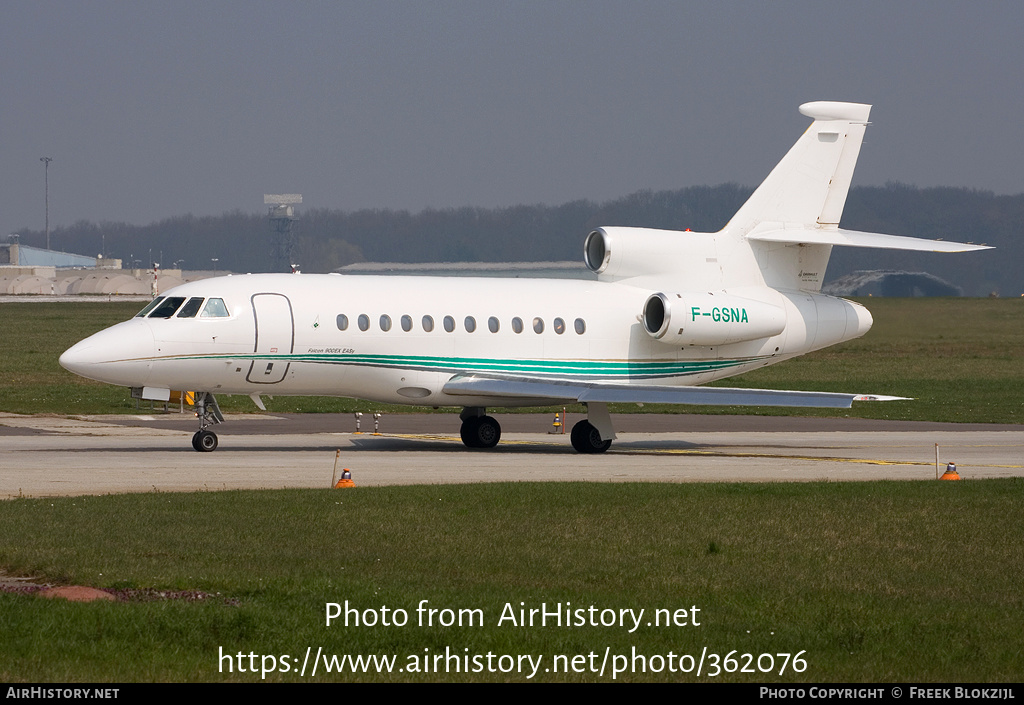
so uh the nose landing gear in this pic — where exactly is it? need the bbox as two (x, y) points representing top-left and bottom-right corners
(191, 392), (224, 452)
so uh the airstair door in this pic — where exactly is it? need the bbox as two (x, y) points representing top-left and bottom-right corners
(247, 293), (294, 384)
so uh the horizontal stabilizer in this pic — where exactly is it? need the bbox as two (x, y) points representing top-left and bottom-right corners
(443, 374), (905, 409)
(747, 228), (992, 252)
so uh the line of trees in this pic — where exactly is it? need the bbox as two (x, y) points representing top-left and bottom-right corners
(10, 183), (1018, 296)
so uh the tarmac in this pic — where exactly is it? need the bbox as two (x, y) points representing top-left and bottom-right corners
(1, 412), (1022, 498)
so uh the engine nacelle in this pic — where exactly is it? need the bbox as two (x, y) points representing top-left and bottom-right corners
(584, 226), (716, 280)
(642, 292), (787, 346)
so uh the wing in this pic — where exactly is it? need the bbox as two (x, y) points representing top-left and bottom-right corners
(442, 373), (907, 408)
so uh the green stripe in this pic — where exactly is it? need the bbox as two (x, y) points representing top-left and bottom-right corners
(166, 351), (767, 380)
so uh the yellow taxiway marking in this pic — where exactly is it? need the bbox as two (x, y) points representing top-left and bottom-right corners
(381, 433), (1024, 469)
(618, 448), (925, 466)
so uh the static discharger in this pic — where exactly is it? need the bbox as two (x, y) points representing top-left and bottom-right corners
(940, 462), (961, 481)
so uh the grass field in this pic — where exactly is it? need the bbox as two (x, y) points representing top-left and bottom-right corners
(2, 297), (1022, 682)
(1, 297), (1023, 421)
(2, 482), (1022, 682)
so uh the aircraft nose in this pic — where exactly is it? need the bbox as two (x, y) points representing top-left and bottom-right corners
(58, 340), (98, 377)
(60, 320), (155, 386)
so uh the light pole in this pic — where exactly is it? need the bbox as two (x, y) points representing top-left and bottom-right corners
(40, 157), (53, 250)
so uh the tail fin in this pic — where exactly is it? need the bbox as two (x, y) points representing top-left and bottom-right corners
(726, 101), (871, 235)
(725, 102), (990, 292)
(588, 102), (988, 292)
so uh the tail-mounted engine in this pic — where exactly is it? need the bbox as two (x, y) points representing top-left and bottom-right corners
(642, 292), (786, 346)
(585, 226), (716, 280)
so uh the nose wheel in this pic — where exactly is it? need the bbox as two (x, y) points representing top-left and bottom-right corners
(192, 429), (218, 452)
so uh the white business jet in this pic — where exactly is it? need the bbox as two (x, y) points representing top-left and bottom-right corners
(60, 102), (989, 453)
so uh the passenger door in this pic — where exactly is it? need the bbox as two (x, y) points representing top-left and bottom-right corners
(247, 293), (294, 384)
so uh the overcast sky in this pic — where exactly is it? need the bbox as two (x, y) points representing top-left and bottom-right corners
(4, 1), (1022, 231)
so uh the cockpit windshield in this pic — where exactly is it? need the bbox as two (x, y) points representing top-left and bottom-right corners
(135, 295), (230, 319)
(147, 297), (187, 318)
(176, 297), (205, 318)
(135, 297), (165, 317)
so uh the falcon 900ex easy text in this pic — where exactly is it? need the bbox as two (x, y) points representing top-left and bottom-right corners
(60, 102), (989, 453)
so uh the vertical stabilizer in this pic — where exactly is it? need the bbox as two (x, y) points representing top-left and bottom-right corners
(726, 102), (871, 235)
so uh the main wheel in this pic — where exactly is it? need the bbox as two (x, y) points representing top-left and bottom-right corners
(193, 429), (218, 452)
(570, 420), (611, 454)
(460, 415), (501, 449)
(460, 417), (481, 447)
(475, 415), (501, 448)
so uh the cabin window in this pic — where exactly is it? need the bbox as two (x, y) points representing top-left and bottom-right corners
(200, 298), (230, 318)
(176, 297), (205, 318)
(358, 314), (370, 331)
(337, 314), (348, 331)
(422, 315), (434, 332)
(379, 314), (392, 332)
(553, 317), (565, 335)
(488, 316), (500, 333)
(574, 318), (586, 335)
(464, 316), (476, 333)
(533, 317), (544, 334)
(135, 297), (165, 317)
(511, 317), (524, 334)
(148, 297), (186, 318)
(401, 314), (413, 332)
(443, 315), (455, 332)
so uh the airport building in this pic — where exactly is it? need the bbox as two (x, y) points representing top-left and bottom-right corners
(336, 261), (597, 280)
(0, 241), (189, 296)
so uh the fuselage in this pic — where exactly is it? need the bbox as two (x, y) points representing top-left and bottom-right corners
(59, 272), (872, 408)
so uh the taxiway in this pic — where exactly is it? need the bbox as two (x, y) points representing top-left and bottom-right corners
(1, 412), (1022, 498)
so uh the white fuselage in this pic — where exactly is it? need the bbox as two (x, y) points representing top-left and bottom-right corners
(59, 271), (872, 408)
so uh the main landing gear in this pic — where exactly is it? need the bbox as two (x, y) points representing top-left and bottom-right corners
(460, 408), (501, 449)
(570, 420), (612, 454)
(191, 392), (224, 452)
(458, 404), (615, 453)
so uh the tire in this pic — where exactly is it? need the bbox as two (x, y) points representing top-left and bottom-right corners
(460, 417), (481, 448)
(570, 420), (611, 454)
(460, 416), (501, 449)
(194, 430), (218, 452)
(475, 416), (501, 448)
